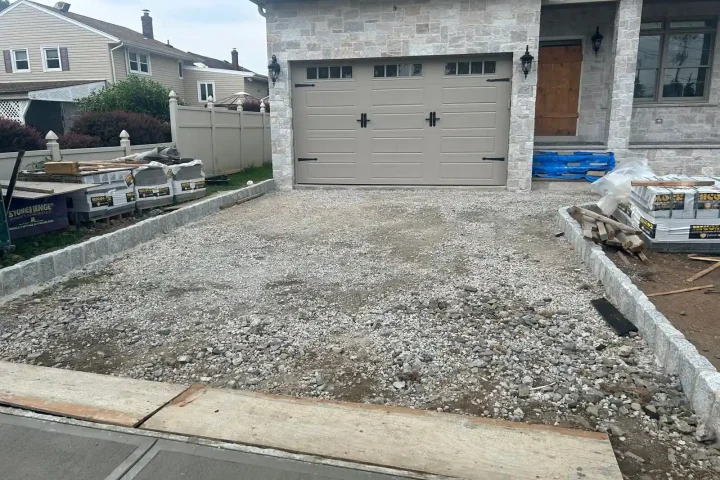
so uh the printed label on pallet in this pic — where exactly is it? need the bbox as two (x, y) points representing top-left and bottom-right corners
(180, 181), (206, 192)
(618, 203), (633, 217)
(639, 216), (657, 239)
(689, 225), (720, 239)
(698, 193), (720, 210)
(138, 187), (171, 198)
(90, 195), (114, 208)
(651, 194), (685, 211)
(126, 192), (136, 202)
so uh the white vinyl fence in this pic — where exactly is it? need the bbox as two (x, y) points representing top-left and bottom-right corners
(0, 92), (271, 179)
(169, 91), (271, 177)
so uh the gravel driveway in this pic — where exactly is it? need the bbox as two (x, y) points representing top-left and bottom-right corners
(1, 189), (719, 478)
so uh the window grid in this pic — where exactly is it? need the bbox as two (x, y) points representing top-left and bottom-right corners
(373, 63), (423, 78)
(306, 65), (353, 80)
(635, 18), (716, 102)
(129, 52), (150, 74)
(444, 61), (495, 76)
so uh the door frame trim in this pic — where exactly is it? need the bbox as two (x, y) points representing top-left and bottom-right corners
(537, 36), (585, 137)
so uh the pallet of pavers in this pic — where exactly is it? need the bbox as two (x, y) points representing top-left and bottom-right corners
(133, 162), (174, 212)
(614, 175), (720, 253)
(19, 167), (136, 223)
(169, 160), (206, 203)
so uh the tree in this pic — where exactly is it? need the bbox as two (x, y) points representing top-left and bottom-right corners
(77, 76), (181, 122)
(0, 1), (9, 12)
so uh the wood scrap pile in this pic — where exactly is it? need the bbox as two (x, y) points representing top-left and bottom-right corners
(572, 206), (649, 263)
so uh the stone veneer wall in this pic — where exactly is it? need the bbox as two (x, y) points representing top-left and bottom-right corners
(539, 3), (616, 144)
(627, 147), (720, 177)
(630, 1), (720, 144)
(265, 0), (543, 191)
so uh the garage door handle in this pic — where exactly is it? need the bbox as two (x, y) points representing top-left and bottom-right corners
(482, 157), (506, 161)
(295, 83), (316, 87)
(487, 78), (510, 82)
(298, 158), (318, 162)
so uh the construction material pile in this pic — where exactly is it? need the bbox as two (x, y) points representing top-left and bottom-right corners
(572, 206), (649, 262)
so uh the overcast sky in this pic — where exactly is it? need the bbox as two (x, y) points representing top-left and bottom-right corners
(35, 0), (268, 73)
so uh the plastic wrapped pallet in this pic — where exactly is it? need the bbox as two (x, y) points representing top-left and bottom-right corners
(62, 168), (136, 221)
(630, 175), (720, 220)
(133, 162), (174, 211)
(169, 160), (206, 203)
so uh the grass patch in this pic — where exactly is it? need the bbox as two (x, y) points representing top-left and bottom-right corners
(1, 228), (87, 269)
(206, 162), (273, 196)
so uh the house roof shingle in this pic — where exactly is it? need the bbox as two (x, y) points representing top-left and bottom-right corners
(0, 80), (105, 94)
(27, 1), (195, 60)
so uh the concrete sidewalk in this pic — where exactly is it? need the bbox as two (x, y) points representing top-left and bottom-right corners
(0, 412), (411, 480)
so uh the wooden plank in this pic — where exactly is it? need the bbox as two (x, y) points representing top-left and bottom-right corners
(648, 285), (715, 297)
(686, 261), (720, 283)
(572, 207), (641, 234)
(596, 221), (608, 241)
(617, 250), (631, 266)
(142, 387), (622, 480)
(688, 255), (720, 263)
(0, 362), (187, 427)
(606, 224), (616, 241)
(1, 182), (99, 199)
(631, 180), (715, 187)
(0, 182), (55, 194)
(43, 162), (79, 175)
(583, 222), (594, 240)
(637, 251), (650, 264)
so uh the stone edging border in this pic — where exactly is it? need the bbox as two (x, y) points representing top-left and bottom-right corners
(0, 179), (275, 300)
(558, 205), (720, 436)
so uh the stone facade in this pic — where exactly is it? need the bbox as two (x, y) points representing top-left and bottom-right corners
(539, 3), (616, 143)
(627, 147), (720, 177)
(265, 0), (542, 191)
(630, 1), (720, 145)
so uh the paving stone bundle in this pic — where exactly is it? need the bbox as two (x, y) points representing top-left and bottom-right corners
(169, 160), (206, 203)
(132, 162), (174, 211)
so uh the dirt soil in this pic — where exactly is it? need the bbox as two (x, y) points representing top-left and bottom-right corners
(608, 249), (720, 369)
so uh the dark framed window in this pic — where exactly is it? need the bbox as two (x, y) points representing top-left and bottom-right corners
(445, 61), (492, 75)
(306, 65), (352, 80)
(373, 63), (423, 78)
(635, 18), (716, 102)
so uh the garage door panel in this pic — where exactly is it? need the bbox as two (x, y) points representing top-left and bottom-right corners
(441, 111), (497, 129)
(440, 136), (495, 153)
(306, 90), (357, 107)
(307, 138), (356, 154)
(369, 163), (424, 180)
(371, 113), (425, 130)
(371, 153), (425, 163)
(439, 162), (496, 181)
(307, 162), (357, 179)
(305, 114), (358, 131)
(442, 86), (498, 104)
(372, 137), (424, 153)
(372, 88), (424, 106)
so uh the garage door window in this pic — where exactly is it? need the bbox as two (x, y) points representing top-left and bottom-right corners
(307, 66), (353, 80)
(445, 61), (495, 75)
(373, 64), (423, 78)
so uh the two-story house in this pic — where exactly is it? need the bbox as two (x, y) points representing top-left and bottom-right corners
(251, 0), (720, 191)
(0, 0), (268, 134)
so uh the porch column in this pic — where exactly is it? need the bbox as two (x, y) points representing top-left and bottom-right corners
(606, 0), (643, 153)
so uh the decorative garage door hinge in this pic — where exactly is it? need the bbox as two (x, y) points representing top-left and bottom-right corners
(486, 78), (510, 82)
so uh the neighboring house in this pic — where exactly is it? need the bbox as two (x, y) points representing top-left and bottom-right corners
(0, 0), (266, 133)
(250, 0), (720, 191)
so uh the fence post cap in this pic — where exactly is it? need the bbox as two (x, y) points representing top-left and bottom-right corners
(45, 130), (58, 141)
(169, 90), (178, 99)
(119, 130), (130, 139)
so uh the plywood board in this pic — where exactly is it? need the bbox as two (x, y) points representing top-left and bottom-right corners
(143, 387), (622, 480)
(1, 182), (99, 199)
(0, 362), (187, 427)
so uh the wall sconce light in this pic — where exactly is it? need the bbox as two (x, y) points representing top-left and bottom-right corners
(268, 55), (281, 86)
(592, 26), (604, 56)
(520, 46), (534, 79)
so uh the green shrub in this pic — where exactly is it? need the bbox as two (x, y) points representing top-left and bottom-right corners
(77, 76), (180, 122)
(70, 111), (170, 146)
(58, 132), (103, 149)
(0, 119), (45, 153)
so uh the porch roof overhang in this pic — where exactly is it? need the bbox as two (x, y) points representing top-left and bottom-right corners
(0, 80), (106, 102)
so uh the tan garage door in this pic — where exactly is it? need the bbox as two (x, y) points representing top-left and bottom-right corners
(292, 56), (511, 186)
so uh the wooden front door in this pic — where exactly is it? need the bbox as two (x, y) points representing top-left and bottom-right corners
(535, 45), (583, 136)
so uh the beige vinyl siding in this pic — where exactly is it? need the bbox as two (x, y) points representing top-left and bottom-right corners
(111, 45), (127, 82)
(138, 51), (185, 99)
(243, 78), (268, 99)
(183, 68), (245, 106)
(0, 3), (112, 82)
